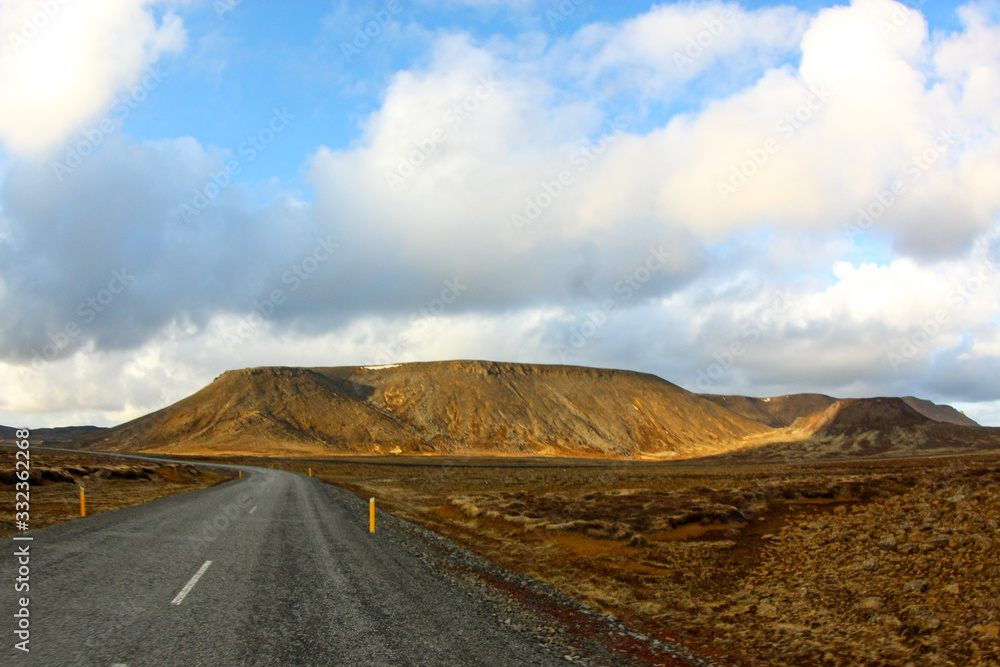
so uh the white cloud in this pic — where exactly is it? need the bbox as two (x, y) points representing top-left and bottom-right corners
(305, 0), (1000, 259)
(2, 0), (1000, 429)
(0, 0), (185, 156)
(577, 1), (809, 93)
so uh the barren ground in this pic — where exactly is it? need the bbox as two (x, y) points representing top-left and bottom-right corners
(0, 448), (234, 538)
(214, 452), (1000, 666)
(9, 444), (997, 665)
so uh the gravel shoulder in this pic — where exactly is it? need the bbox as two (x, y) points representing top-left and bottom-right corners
(298, 452), (1000, 666)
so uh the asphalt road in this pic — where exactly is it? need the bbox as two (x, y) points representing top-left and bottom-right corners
(2, 467), (571, 666)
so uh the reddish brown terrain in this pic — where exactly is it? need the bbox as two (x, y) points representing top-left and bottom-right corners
(61, 361), (1000, 461)
(8, 360), (1000, 665)
(214, 452), (1000, 666)
(0, 448), (232, 537)
(65, 362), (773, 457)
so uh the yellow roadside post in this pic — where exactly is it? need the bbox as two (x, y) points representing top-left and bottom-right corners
(369, 498), (375, 533)
(308, 468), (312, 477)
(80, 487), (85, 517)
(239, 471), (242, 480)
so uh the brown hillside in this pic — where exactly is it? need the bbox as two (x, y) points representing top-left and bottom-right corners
(70, 361), (772, 458)
(701, 393), (980, 434)
(704, 397), (1000, 462)
(808, 397), (932, 436)
(0, 425), (107, 446)
(699, 393), (838, 427)
(902, 396), (980, 426)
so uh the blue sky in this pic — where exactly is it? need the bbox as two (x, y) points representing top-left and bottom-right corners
(1, 0), (999, 427)
(114, 0), (977, 182)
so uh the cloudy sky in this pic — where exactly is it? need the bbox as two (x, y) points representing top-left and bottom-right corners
(1, 0), (999, 428)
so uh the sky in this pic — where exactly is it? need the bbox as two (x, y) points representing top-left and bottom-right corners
(0, 0), (999, 429)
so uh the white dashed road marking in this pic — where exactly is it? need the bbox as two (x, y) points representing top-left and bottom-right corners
(171, 560), (212, 606)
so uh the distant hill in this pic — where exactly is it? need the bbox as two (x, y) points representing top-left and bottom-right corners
(901, 397), (979, 427)
(0, 425), (107, 446)
(67, 362), (770, 458)
(62, 361), (999, 461)
(700, 393), (980, 430)
(698, 394), (839, 428)
(700, 397), (998, 463)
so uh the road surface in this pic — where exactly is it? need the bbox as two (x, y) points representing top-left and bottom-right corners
(3, 467), (573, 666)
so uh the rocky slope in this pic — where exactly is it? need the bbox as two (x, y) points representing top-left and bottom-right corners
(699, 394), (979, 430)
(699, 393), (839, 427)
(900, 396), (979, 427)
(61, 361), (1000, 460)
(707, 397), (999, 462)
(68, 361), (770, 458)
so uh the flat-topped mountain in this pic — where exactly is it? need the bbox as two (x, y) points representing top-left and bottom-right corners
(63, 360), (999, 460)
(67, 361), (769, 458)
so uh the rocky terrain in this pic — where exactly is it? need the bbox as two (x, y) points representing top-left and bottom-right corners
(56, 361), (1000, 461)
(699, 394), (978, 429)
(731, 461), (999, 665)
(707, 397), (1000, 463)
(283, 452), (1000, 666)
(64, 362), (772, 458)
(699, 393), (840, 427)
(5, 354), (998, 664)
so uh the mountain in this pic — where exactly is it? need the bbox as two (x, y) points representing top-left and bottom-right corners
(68, 361), (771, 458)
(702, 397), (998, 462)
(699, 393), (980, 429)
(0, 425), (107, 445)
(63, 361), (1000, 461)
(698, 393), (839, 428)
(900, 397), (979, 427)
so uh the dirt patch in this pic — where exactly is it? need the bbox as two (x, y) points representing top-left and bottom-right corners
(0, 449), (233, 537)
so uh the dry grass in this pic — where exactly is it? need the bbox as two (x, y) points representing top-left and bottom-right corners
(0, 449), (234, 537)
(7, 442), (997, 664)
(221, 452), (1000, 666)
